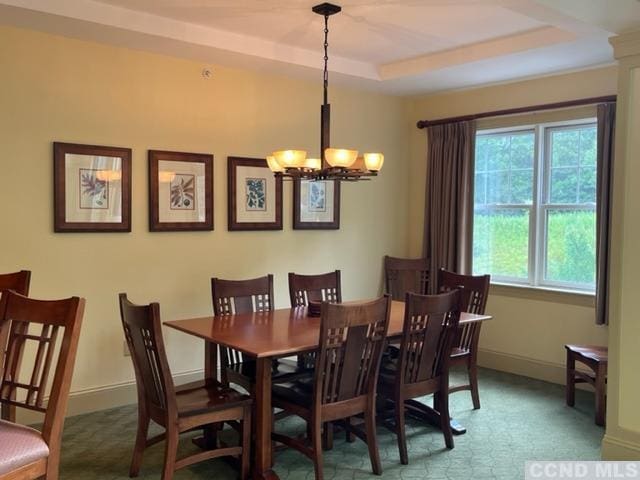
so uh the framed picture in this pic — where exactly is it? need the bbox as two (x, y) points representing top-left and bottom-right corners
(148, 150), (213, 231)
(293, 179), (340, 230)
(228, 157), (283, 231)
(53, 142), (132, 232)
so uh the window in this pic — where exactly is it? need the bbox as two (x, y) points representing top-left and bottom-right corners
(472, 119), (597, 292)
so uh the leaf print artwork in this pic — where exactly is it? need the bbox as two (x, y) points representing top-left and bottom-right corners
(245, 178), (267, 211)
(308, 181), (326, 212)
(79, 169), (108, 209)
(170, 174), (196, 210)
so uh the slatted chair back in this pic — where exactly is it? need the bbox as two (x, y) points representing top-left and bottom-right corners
(397, 290), (462, 387)
(312, 296), (391, 408)
(0, 290), (84, 447)
(119, 294), (176, 420)
(0, 270), (31, 297)
(211, 275), (274, 367)
(288, 271), (342, 307)
(437, 269), (490, 352)
(384, 256), (429, 301)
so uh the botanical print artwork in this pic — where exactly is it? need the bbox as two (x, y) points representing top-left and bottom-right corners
(79, 168), (108, 209)
(245, 177), (267, 211)
(308, 181), (326, 212)
(170, 174), (195, 210)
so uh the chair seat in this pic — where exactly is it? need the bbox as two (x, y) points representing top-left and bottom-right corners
(175, 379), (251, 416)
(0, 420), (49, 475)
(451, 347), (470, 358)
(565, 345), (608, 364)
(226, 358), (311, 382)
(272, 382), (313, 409)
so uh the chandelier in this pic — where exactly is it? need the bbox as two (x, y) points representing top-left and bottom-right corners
(267, 2), (384, 181)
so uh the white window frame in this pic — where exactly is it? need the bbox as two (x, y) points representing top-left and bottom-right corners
(474, 117), (597, 293)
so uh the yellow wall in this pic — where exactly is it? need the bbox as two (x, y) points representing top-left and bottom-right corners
(405, 67), (617, 381)
(603, 32), (640, 459)
(0, 26), (409, 401)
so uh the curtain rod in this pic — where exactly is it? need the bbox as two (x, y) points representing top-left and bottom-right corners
(416, 95), (617, 129)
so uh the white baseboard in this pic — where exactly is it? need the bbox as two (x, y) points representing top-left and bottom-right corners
(17, 369), (204, 425)
(602, 434), (640, 460)
(477, 348), (594, 390)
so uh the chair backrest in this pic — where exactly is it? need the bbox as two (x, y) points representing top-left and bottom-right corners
(0, 270), (31, 297)
(288, 270), (342, 307)
(0, 290), (84, 449)
(397, 290), (462, 387)
(437, 269), (490, 352)
(437, 269), (490, 315)
(312, 296), (391, 407)
(211, 275), (274, 367)
(119, 294), (176, 419)
(211, 275), (274, 316)
(384, 256), (429, 301)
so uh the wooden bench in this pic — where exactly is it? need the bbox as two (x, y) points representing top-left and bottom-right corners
(565, 344), (608, 426)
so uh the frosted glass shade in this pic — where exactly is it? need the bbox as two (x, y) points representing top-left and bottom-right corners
(272, 150), (307, 168)
(266, 155), (284, 173)
(364, 153), (384, 171)
(303, 158), (321, 170)
(325, 148), (358, 168)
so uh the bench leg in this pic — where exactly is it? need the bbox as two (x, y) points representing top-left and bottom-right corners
(595, 363), (606, 426)
(566, 351), (576, 407)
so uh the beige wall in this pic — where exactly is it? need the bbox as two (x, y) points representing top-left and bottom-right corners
(0, 26), (409, 408)
(405, 67), (617, 383)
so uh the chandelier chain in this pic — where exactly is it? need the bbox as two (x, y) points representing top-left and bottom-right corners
(323, 14), (329, 105)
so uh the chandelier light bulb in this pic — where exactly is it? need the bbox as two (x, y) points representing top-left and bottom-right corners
(272, 150), (307, 168)
(325, 148), (358, 168)
(364, 153), (384, 171)
(266, 155), (285, 173)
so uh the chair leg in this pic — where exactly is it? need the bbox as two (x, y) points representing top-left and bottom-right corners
(566, 351), (576, 407)
(345, 417), (355, 443)
(469, 364), (481, 410)
(241, 406), (252, 480)
(311, 420), (324, 480)
(438, 391), (454, 449)
(595, 364), (606, 427)
(130, 412), (150, 477)
(395, 400), (408, 465)
(322, 422), (333, 451)
(364, 407), (382, 475)
(161, 427), (179, 480)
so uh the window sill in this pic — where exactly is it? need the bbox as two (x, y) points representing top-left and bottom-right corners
(489, 282), (595, 307)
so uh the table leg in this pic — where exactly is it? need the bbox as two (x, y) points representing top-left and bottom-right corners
(205, 342), (218, 381)
(194, 342), (219, 450)
(254, 357), (279, 480)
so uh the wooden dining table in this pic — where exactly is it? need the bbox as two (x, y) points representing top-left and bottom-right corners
(165, 300), (492, 480)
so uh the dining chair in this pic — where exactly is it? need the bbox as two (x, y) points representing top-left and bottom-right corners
(384, 256), (429, 301)
(271, 296), (392, 480)
(288, 270), (342, 307)
(0, 270), (31, 297)
(378, 290), (462, 464)
(211, 275), (309, 392)
(437, 269), (490, 409)
(119, 294), (252, 480)
(0, 290), (85, 480)
(288, 270), (341, 369)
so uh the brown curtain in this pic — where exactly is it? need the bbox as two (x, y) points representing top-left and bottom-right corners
(596, 103), (615, 326)
(423, 120), (476, 292)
